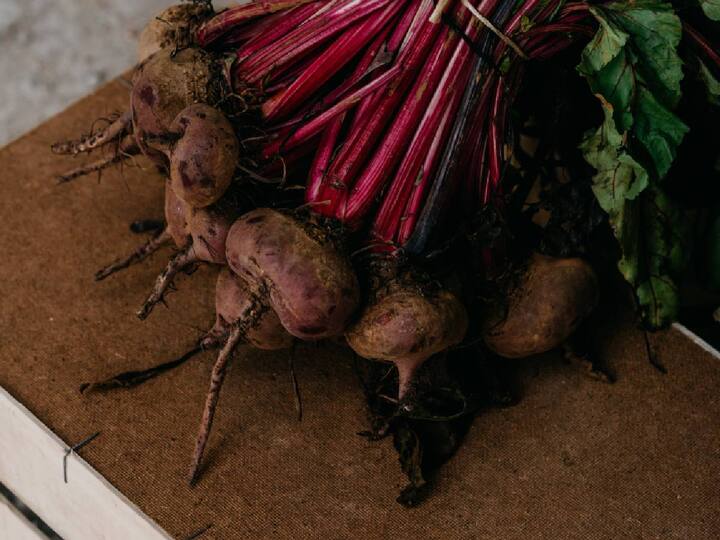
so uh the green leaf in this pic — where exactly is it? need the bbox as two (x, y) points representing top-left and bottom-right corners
(637, 276), (679, 328)
(578, 0), (688, 179)
(580, 107), (649, 216)
(636, 186), (688, 326)
(698, 60), (720, 105)
(700, 0), (720, 20)
(580, 108), (689, 328)
(634, 86), (689, 177)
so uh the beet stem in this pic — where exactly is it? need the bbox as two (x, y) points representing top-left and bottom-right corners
(403, 0), (515, 256)
(312, 6), (442, 215)
(239, 0), (391, 86)
(188, 324), (244, 485)
(264, 64), (400, 158)
(197, 0), (315, 46)
(261, 1), (404, 122)
(95, 230), (171, 282)
(137, 245), (197, 320)
(233, 3), (323, 63)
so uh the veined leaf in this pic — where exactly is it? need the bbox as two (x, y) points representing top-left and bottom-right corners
(578, 0), (688, 178)
(700, 0), (720, 21)
(698, 60), (720, 105)
(579, 107), (649, 215)
(580, 107), (689, 328)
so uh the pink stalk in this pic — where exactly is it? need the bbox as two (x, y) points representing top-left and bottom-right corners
(198, 0), (316, 46)
(234, 2), (323, 63)
(486, 78), (504, 198)
(684, 23), (720, 69)
(262, 1), (405, 121)
(395, 0), (436, 60)
(372, 28), (475, 242)
(265, 23), (394, 132)
(306, 113), (346, 203)
(386, 1), (423, 53)
(238, 0), (391, 86)
(314, 11), (445, 212)
(491, 0), (543, 63)
(347, 90), (382, 132)
(528, 36), (575, 60)
(473, 136), (489, 207)
(219, 8), (292, 47)
(311, 21), (395, 113)
(262, 64), (401, 158)
(394, 105), (455, 245)
(523, 22), (594, 40)
(340, 10), (478, 224)
(340, 4), (424, 139)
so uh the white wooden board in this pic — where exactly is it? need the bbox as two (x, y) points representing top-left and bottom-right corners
(0, 388), (171, 540)
(0, 495), (47, 540)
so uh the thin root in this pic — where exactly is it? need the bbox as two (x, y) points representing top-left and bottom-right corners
(79, 340), (216, 395)
(137, 245), (197, 320)
(95, 230), (172, 281)
(188, 325), (245, 486)
(288, 342), (303, 422)
(57, 137), (139, 184)
(52, 111), (131, 155)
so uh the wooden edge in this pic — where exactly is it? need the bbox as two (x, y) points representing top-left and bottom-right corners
(0, 493), (47, 540)
(0, 388), (172, 540)
(672, 323), (720, 361)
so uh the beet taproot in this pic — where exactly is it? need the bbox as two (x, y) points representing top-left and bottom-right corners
(189, 266), (296, 484)
(137, 198), (238, 320)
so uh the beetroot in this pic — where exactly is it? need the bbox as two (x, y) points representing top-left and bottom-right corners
(346, 281), (468, 402)
(225, 208), (360, 340)
(164, 180), (191, 248)
(53, 46), (223, 181)
(137, 4), (213, 63)
(210, 268), (293, 351)
(131, 47), (220, 165)
(483, 254), (598, 359)
(166, 104), (240, 208)
(137, 196), (237, 320)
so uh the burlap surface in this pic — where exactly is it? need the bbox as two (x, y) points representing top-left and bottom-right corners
(1, 78), (718, 539)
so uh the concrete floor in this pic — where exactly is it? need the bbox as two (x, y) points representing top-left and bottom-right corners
(0, 0), (230, 146)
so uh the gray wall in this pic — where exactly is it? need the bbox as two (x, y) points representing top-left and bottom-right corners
(0, 1), (232, 146)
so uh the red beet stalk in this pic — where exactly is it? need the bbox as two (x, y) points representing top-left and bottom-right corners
(306, 113), (346, 203)
(372, 10), (483, 242)
(261, 0), (406, 122)
(403, 0), (516, 256)
(339, 6), (480, 225)
(238, 0), (392, 86)
(262, 64), (401, 158)
(198, 0), (316, 46)
(234, 2), (323, 63)
(310, 2), (442, 217)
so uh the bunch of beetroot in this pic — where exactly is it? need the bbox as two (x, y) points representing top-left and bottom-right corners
(53, 0), (720, 499)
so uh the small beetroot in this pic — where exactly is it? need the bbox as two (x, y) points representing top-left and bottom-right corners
(346, 280), (468, 403)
